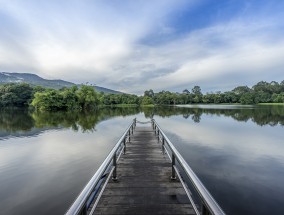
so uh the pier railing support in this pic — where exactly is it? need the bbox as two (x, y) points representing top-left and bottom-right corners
(162, 137), (165, 154)
(112, 153), (117, 181)
(128, 130), (131, 142)
(171, 153), (176, 180)
(123, 138), (126, 154)
(202, 204), (210, 215)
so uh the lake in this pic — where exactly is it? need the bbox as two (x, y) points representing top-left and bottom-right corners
(0, 105), (283, 214)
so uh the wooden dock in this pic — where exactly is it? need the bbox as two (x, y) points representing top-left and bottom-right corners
(94, 126), (196, 215)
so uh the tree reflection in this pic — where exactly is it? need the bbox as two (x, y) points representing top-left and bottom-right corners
(0, 107), (140, 135)
(0, 108), (34, 132)
(32, 107), (140, 132)
(147, 105), (284, 126)
(0, 105), (283, 136)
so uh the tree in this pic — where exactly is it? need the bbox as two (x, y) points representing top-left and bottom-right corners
(254, 92), (271, 103)
(144, 89), (154, 98)
(192, 86), (202, 103)
(182, 89), (190, 94)
(252, 81), (269, 93)
(62, 86), (79, 110)
(232, 86), (251, 95)
(192, 86), (202, 95)
(0, 83), (33, 107)
(223, 91), (238, 103)
(272, 93), (284, 103)
(32, 90), (64, 111)
(77, 85), (98, 110)
(240, 93), (255, 104)
(141, 96), (154, 105)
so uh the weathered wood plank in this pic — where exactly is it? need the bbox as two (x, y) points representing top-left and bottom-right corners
(95, 204), (195, 215)
(93, 126), (195, 215)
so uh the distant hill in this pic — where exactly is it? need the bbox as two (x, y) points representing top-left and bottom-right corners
(0, 72), (123, 94)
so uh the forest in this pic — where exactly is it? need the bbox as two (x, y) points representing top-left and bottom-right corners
(0, 80), (284, 110)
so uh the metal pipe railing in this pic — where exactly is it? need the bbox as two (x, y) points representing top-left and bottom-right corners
(66, 118), (136, 215)
(152, 119), (225, 215)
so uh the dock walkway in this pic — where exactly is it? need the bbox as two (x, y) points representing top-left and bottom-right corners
(94, 126), (196, 215)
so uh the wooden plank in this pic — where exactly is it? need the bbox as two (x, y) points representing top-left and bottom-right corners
(93, 126), (196, 215)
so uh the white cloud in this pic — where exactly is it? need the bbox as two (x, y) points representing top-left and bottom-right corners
(109, 20), (284, 93)
(0, 0), (192, 81)
(0, 0), (283, 93)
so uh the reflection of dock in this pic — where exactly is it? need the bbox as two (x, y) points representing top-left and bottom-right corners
(66, 119), (225, 215)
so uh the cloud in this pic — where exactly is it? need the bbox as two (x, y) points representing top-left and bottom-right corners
(109, 17), (284, 93)
(0, 0), (192, 81)
(0, 0), (284, 93)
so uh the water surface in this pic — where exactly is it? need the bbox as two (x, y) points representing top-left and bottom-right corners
(0, 105), (283, 214)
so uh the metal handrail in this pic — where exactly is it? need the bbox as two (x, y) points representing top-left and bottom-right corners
(66, 119), (136, 215)
(152, 119), (225, 215)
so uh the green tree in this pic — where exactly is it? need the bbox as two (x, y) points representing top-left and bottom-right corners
(62, 86), (79, 110)
(192, 86), (202, 103)
(141, 96), (154, 105)
(77, 85), (99, 110)
(32, 90), (65, 111)
(272, 93), (284, 103)
(0, 83), (33, 107)
(144, 89), (154, 98)
(192, 86), (202, 95)
(182, 89), (190, 94)
(232, 86), (251, 95)
(240, 93), (255, 104)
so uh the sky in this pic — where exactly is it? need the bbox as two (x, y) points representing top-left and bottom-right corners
(0, 0), (284, 94)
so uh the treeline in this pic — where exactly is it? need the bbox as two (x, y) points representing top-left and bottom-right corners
(142, 80), (284, 105)
(0, 83), (99, 111)
(0, 80), (284, 110)
(0, 83), (140, 111)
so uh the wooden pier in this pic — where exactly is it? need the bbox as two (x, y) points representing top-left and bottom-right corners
(66, 119), (225, 215)
(94, 126), (196, 215)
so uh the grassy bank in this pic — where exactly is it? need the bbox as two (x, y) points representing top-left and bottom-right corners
(99, 104), (139, 108)
(258, 103), (284, 106)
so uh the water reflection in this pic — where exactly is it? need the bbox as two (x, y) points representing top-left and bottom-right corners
(0, 107), (140, 138)
(0, 105), (283, 137)
(0, 108), (34, 132)
(143, 105), (284, 126)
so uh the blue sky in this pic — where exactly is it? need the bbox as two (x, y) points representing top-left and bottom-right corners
(0, 0), (284, 94)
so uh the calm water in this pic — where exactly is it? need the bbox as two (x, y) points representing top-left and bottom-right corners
(0, 105), (284, 214)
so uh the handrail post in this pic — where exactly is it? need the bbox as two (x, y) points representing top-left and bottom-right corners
(82, 205), (87, 215)
(202, 204), (210, 215)
(112, 153), (117, 181)
(123, 138), (126, 154)
(128, 130), (131, 142)
(157, 129), (160, 141)
(171, 153), (176, 180)
(162, 137), (165, 154)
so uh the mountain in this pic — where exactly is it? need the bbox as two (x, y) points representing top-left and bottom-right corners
(0, 72), (123, 94)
